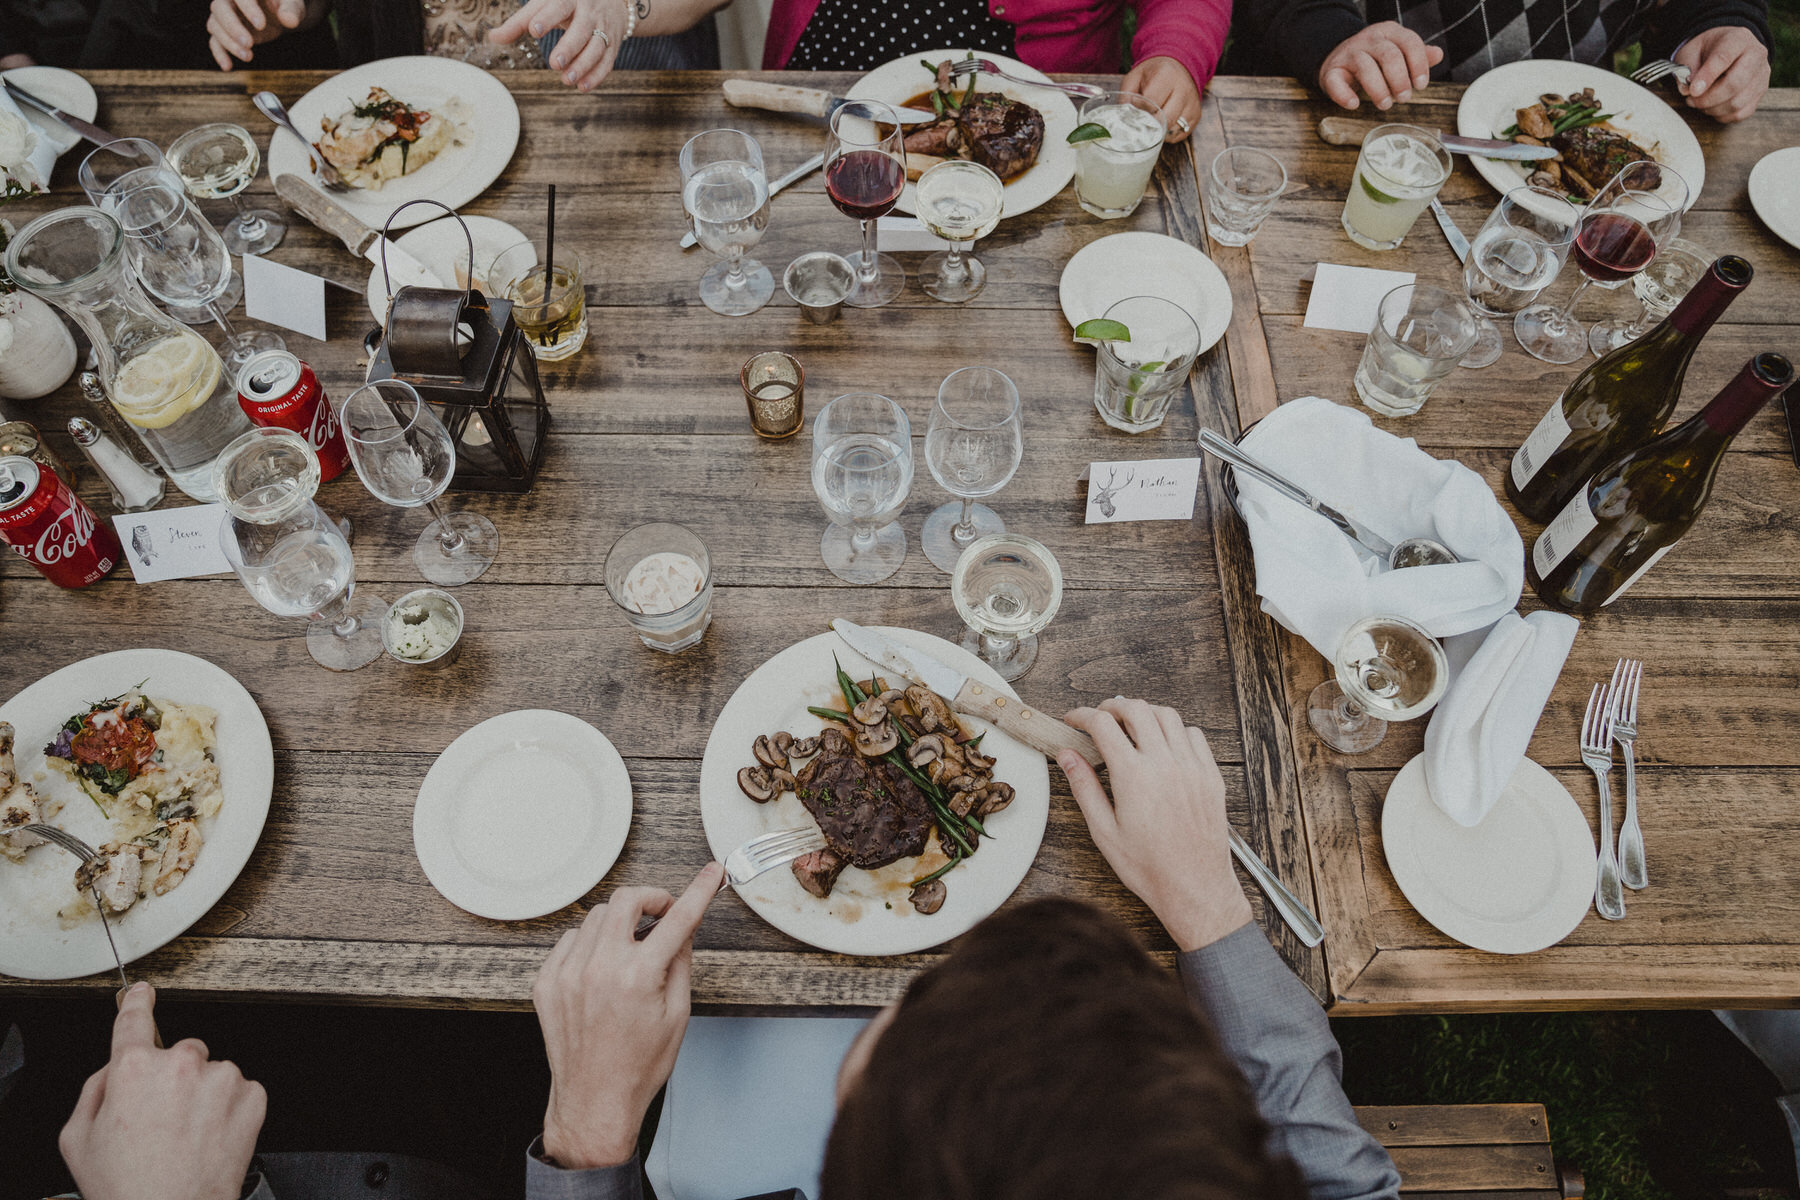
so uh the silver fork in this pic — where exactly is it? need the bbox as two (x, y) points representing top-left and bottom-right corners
(1579, 684), (1626, 921)
(1609, 658), (1647, 890)
(252, 90), (349, 192)
(632, 826), (828, 939)
(947, 57), (1106, 101)
(21, 824), (132, 991)
(1630, 59), (1692, 88)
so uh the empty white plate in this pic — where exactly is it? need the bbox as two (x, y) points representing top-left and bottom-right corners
(414, 710), (632, 921)
(1381, 754), (1595, 954)
(1059, 231), (1232, 356)
(1748, 147), (1800, 253)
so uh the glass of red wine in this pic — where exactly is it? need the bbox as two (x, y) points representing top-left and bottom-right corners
(1514, 161), (1684, 365)
(826, 99), (907, 309)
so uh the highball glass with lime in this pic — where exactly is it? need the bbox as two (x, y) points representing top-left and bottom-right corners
(1341, 124), (1452, 251)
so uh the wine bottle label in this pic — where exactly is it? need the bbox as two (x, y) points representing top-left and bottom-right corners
(1602, 544), (1675, 607)
(1532, 488), (1598, 578)
(1511, 402), (1573, 491)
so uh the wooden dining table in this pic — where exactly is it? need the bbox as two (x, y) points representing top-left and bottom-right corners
(2, 69), (1795, 1015)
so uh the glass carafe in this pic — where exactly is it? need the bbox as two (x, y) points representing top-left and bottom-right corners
(213, 428), (387, 671)
(3, 206), (250, 500)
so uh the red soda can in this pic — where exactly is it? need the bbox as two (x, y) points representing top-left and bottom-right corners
(0, 455), (122, 588)
(235, 350), (351, 482)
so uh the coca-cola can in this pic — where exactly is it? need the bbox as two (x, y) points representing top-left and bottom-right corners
(0, 455), (123, 589)
(235, 350), (351, 482)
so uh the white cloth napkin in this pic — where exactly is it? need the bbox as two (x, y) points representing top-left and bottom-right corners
(1424, 611), (1580, 826)
(0, 89), (57, 194)
(1233, 395), (1524, 657)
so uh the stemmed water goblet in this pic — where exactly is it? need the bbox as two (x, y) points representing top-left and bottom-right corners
(165, 122), (287, 256)
(922, 366), (1023, 573)
(1307, 614), (1448, 753)
(1513, 162), (1687, 365)
(825, 99), (907, 308)
(810, 392), (913, 584)
(1587, 236), (1712, 355)
(950, 532), (1063, 682)
(679, 128), (774, 317)
(338, 379), (500, 587)
(915, 160), (1005, 303)
(1457, 185), (1578, 368)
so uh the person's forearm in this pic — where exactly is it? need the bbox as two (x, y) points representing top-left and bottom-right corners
(1643, 0), (1769, 57)
(1131, 0), (1229, 90)
(526, 1139), (644, 1200)
(1179, 925), (1402, 1200)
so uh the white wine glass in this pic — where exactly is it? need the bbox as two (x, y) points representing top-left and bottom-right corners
(1458, 185), (1578, 369)
(922, 366), (1023, 573)
(916, 160), (1005, 303)
(338, 379), (499, 587)
(679, 128), (773, 317)
(951, 532), (1062, 682)
(165, 122), (286, 257)
(810, 392), (913, 584)
(1588, 236), (1711, 356)
(1307, 614), (1448, 754)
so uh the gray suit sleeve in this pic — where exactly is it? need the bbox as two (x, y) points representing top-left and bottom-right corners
(525, 1137), (645, 1200)
(1179, 924), (1401, 1200)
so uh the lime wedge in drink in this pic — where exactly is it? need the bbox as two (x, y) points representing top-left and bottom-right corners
(1066, 122), (1112, 145)
(1358, 173), (1401, 205)
(1073, 318), (1130, 347)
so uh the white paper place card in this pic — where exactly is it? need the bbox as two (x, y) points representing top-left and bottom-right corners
(112, 505), (233, 583)
(242, 253), (328, 342)
(875, 214), (952, 251)
(1084, 457), (1202, 524)
(1303, 263), (1416, 334)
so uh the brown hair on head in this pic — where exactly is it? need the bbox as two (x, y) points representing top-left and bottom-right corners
(820, 897), (1306, 1200)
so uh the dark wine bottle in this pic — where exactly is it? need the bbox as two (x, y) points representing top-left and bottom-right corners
(1507, 255), (1754, 523)
(1527, 353), (1795, 613)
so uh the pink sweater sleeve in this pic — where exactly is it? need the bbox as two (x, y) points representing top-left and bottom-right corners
(1130, 0), (1231, 90)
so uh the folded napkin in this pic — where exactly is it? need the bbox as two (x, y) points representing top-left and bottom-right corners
(1424, 611), (1580, 826)
(1233, 395), (1524, 658)
(0, 89), (57, 196)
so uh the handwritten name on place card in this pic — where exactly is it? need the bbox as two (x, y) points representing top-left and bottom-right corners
(1084, 458), (1202, 524)
(113, 504), (234, 583)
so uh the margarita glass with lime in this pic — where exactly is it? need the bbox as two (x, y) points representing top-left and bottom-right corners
(1072, 91), (1167, 220)
(1341, 124), (1452, 251)
(1078, 296), (1201, 433)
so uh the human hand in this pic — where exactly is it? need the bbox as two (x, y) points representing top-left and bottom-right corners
(59, 983), (266, 1200)
(1061, 699), (1253, 952)
(1318, 22), (1443, 111)
(1674, 26), (1770, 123)
(536, 862), (724, 1169)
(0, 53), (37, 70)
(206, 0), (309, 71)
(1122, 55), (1202, 144)
(491, 0), (626, 92)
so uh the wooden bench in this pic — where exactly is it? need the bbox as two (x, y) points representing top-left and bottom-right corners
(1355, 1105), (1583, 1198)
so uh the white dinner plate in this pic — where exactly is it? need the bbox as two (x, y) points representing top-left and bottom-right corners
(1456, 60), (1703, 215)
(365, 213), (527, 323)
(1748, 146), (1800, 252)
(846, 49), (1078, 219)
(1059, 231), (1232, 355)
(698, 628), (1050, 956)
(414, 710), (632, 921)
(1, 66), (99, 159)
(267, 56), (520, 231)
(0, 649), (274, 981)
(1381, 754), (1595, 955)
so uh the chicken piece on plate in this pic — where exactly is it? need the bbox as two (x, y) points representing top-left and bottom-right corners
(148, 819), (203, 895)
(74, 843), (144, 914)
(0, 722), (48, 861)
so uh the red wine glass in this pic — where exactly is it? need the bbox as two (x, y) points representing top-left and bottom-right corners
(825, 99), (907, 308)
(1514, 161), (1684, 365)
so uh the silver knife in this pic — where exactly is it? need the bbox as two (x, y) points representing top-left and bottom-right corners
(681, 151), (824, 250)
(1428, 198), (1471, 264)
(723, 79), (937, 125)
(1197, 430), (1397, 564)
(1317, 116), (1558, 162)
(273, 174), (445, 292)
(829, 619), (1325, 948)
(2, 78), (119, 149)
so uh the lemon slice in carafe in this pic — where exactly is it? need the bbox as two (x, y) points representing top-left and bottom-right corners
(111, 330), (223, 430)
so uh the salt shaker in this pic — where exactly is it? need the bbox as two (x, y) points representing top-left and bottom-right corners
(68, 418), (167, 512)
(77, 372), (160, 471)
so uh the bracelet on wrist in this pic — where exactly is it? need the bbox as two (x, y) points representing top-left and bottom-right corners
(621, 0), (638, 40)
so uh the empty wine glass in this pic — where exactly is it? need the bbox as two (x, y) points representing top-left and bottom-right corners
(679, 129), (773, 317)
(915, 159), (1005, 303)
(1458, 185), (1578, 368)
(1514, 162), (1687, 365)
(950, 532), (1063, 682)
(1588, 236), (1712, 356)
(1307, 614), (1448, 754)
(825, 99), (907, 308)
(213, 428), (386, 671)
(811, 392), (913, 584)
(165, 122), (286, 256)
(922, 367), (1023, 572)
(338, 379), (499, 586)
(80, 138), (242, 322)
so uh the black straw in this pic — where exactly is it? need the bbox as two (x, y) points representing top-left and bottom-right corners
(544, 183), (557, 292)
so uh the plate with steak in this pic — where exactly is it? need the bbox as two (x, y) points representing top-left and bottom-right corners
(1457, 60), (1702, 217)
(847, 49), (1078, 219)
(699, 629), (1049, 956)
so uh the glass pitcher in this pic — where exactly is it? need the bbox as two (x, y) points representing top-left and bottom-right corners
(213, 427), (388, 672)
(3, 206), (250, 501)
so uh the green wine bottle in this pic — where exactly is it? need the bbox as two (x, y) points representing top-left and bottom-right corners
(1527, 353), (1795, 613)
(1507, 255), (1754, 523)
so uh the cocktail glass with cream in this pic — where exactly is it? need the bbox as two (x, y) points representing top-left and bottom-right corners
(1073, 91), (1167, 220)
(604, 523), (714, 652)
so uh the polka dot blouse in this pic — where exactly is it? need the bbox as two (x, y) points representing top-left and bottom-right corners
(787, 0), (1017, 71)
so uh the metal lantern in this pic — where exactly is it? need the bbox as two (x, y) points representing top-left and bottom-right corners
(363, 202), (550, 494)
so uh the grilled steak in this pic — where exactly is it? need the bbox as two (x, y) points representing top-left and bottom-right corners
(796, 745), (932, 870)
(958, 93), (1044, 180)
(791, 847), (846, 898)
(1550, 127), (1661, 195)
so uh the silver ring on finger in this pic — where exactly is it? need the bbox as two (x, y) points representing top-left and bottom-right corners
(1174, 116), (1191, 134)
(589, 27), (611, 50)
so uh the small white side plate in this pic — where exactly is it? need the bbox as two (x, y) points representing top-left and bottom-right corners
(1382, 754), (1595, 955)
(414, 710), (632, 921)
(1059, 230), (1232, 355)
(2, 66), (99, 158)
(1748, 146), (1800, 252)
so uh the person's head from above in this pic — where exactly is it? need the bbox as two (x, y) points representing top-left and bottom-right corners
(823, 896), (1307, 1200)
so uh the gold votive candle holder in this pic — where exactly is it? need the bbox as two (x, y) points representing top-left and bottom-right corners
(740, 351), (804, 439)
